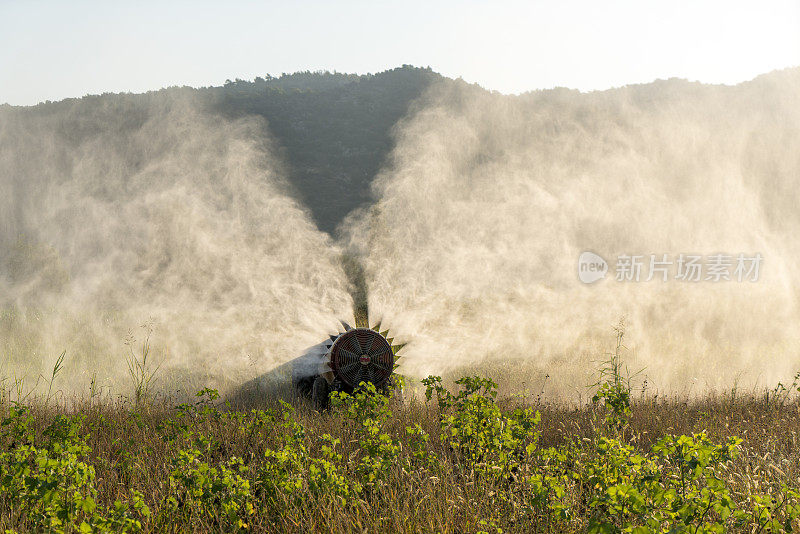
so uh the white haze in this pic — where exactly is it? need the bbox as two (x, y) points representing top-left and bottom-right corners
(350, 69), (800, 396)
(3, 69), (800, 400)
(0, 92), (352, 395)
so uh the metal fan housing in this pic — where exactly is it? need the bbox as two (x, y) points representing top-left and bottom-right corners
(329, 327), (394, 388)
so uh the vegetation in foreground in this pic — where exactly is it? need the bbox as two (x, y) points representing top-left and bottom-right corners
(3, 379), (800, 533)
(3, 324), (800, 533)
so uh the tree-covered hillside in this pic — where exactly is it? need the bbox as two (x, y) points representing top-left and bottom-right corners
(4, 65), (442, 235)
(208, 65), (442, 233)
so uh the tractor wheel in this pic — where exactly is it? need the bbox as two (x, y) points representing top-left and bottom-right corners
(312, 376), (330, 412)
(293, 376), (313, 399)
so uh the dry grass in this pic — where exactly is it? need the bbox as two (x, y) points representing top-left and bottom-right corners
(2, 381), (800, 533)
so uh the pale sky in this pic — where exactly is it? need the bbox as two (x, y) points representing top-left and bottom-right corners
(1, 0), (798, 106)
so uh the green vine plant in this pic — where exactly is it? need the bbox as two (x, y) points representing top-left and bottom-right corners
(591, 318), (641, 435)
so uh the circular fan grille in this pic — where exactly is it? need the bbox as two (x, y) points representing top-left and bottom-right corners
(330, 328), (394, 388)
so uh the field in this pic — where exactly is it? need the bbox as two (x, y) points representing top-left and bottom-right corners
(3, 61), (800, 533)
(3, 357), (800, 534)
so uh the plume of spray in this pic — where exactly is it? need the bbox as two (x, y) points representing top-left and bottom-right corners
(0, 91), (353, 395)
(347, 69), (800, 397)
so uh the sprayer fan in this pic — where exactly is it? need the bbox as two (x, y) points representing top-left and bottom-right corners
(330, 327), (394, 388)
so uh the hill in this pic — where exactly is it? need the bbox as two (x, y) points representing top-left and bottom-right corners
(5, 65), (443, 235)
(209, 65), (442, 233)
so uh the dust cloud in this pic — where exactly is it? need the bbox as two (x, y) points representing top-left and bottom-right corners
(4, 69), (799, 400)
(351, 69), (800, 396)
(0, 91), (352, 395)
